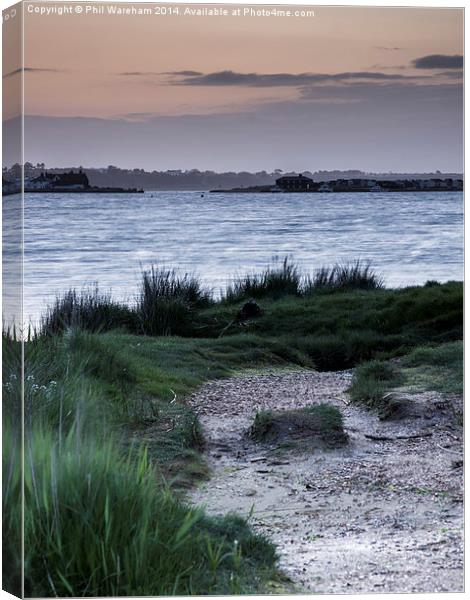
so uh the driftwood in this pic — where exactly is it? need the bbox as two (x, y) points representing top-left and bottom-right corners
(436, 443), (462, 456)
(364, 431), (433, 442)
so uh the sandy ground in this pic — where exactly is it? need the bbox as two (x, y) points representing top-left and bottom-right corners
(187, 369), (463, 594)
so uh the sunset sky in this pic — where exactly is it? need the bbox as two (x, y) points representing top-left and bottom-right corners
(3, 3), (464, 171)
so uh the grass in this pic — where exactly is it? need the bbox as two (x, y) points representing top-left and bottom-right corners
(41, 287), (136, 336)
(18, 428), (277, 597)
(225, 259), (383, 302)
(40, 267), (213, 338)
(37, 263), (463, 375)
(348, 341), (463, 411)
(250, 403), (347, 448)
(137, 266), (212, 336)
(225, 257), (302, 302)
(304, 260), (384, 293)
(199, 280), (462, 370)
(348, 360), (403, 407)
(3, 329), (281, 597)
(401, 341), (463, 395)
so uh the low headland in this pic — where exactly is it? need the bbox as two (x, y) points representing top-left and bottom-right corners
(3, 259), (463, 596)
(212, 173), (464, 193)
(3, 169), (144, 195)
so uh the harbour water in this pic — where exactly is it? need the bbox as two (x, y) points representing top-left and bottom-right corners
(15, 190), (464, 323)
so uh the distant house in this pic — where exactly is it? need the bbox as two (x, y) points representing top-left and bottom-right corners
(28, 170), (90, 190)
(2, 176), (20, 195)
(276, 174), (315, 192)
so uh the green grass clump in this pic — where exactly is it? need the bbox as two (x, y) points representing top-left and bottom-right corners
(224, 258), (382, 302)
(39, 265), (462, 374)
(137, 266), (212, 336)
(250, 403), (347, 448)
(304, 260), (384, 293)
(3, 335), (27, 595)
(348, 341), (463, 410)
(348, 360), (401, 407)
(225, 257), (301, 302)
(19, 428), (276, 597)
(41, 287), (135, 336)
(401, 341), (463, 395)
(88, 331), (310, 402)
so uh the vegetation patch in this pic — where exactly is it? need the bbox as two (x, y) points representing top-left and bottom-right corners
(400, 341), (463, 395)
(199, 280), (462, 370)
(225, 257), (302, 302)
(348, 360), (402, 408)
(249, 403), (348, 449)
(137, 266), (212, 336)
(304, 260), (384, 293)
(41, 287), (136, 336)
(15, 429), (277, 597)
(3, 328), (280, 597)
(348, 341), (463, 421)
(4, 262), (462, 596)
(37, 262), (463, 374)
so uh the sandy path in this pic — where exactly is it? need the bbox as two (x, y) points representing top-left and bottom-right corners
(187, 369), (463, 594)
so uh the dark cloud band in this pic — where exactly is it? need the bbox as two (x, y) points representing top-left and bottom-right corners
(173, 69), (427, 87)
(412, 54), (463, 69)
(3, 67), (61, 79)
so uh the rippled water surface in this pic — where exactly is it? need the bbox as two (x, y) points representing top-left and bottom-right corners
(18, 190), (463, 322)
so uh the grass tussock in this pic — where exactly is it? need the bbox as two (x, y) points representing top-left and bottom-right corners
(304, 260), (384, 293)
(137, 266), (212, 336)
(41, 287), (135, 336)
(225, 258), (383, 302)
(225, 257), (302, 302)
(348, 360), (401, 407)
(37, 263), (462, 375)
(250, 403), (347, 448)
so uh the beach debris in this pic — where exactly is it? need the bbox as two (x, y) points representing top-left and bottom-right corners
(364, 431), (433, 442)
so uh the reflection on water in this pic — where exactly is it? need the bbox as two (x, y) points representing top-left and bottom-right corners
(24, 190), (463, 323)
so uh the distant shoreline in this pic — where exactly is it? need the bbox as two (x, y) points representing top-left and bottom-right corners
(211, 175), (463, 194)
(210, 187), (463, 194)
(24, 188), (145, 194)
(3, 187), (144, 196)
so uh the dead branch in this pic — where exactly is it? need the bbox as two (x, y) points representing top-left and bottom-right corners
(365, 431), (433, 442)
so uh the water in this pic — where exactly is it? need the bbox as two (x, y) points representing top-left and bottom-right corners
(18, 190), (463, 323)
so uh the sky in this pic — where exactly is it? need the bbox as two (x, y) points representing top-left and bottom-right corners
(3, 3), (464, 172)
